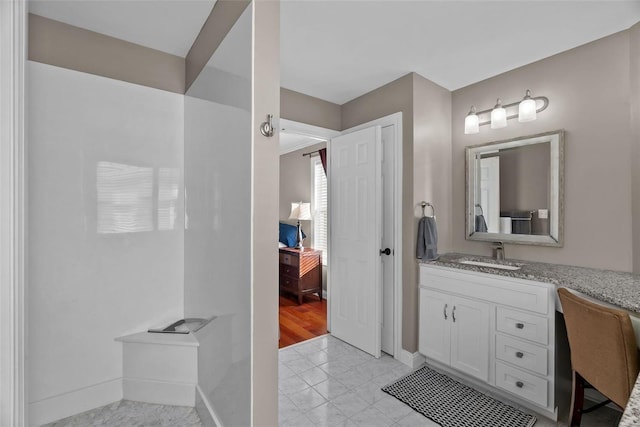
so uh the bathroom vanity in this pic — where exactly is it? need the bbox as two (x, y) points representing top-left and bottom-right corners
(419, 253), (640, 421)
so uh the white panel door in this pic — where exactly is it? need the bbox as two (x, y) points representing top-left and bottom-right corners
(419, 289), (451, 365)
(450, 295), (490, 382)
(480, 157), (500, 233)
(380, 125), (395, 355)
(329, 126), (382, 357)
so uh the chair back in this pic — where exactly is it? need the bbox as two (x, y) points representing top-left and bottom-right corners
(558, 288), (639, 408)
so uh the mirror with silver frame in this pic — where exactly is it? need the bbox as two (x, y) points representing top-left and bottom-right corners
(465, 130), (564, 247)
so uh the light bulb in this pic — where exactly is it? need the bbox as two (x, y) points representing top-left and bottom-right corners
(491, 99), (507, 129)
(518, 89), (537, 122)
(464, 106), (479, 134)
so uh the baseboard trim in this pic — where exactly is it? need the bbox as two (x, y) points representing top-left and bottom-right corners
(397, 349), (425, 369)
(29, 377), (122, 426)
(123, 377), (195, 407)
(196, 384), (225, 427)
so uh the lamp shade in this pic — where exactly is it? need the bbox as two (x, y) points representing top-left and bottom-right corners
(491, 99), (507, 129)
(289, 202), (312, 220)
(464, 106), (479, 134)
(518, 90), (537, 122)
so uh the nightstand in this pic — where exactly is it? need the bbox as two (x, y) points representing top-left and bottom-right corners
(279, 247), (322, 304)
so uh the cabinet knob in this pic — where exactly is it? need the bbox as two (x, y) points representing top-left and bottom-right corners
(515, 322), (524, 329)
(515, 351), (524, 359)
(516, 381), (524, 388)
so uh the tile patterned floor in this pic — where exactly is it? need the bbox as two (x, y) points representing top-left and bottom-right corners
(40, 334), (623, 426)
(42, 400), (202, 427)
(278, 334), (623, 427)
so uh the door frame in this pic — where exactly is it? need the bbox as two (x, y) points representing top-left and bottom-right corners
(336, 112), (403, 360)
(0, 0), (28, 425)
(278, 112), (403, 360)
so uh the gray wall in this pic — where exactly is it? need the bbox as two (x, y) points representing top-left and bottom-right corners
(342, 74), (416, 351)
(281, 88), (342, 131)
(411, 73), (453, 351)
(342, 73), (452, 354)
(498, 143), (550, 212)
(631, 22), (640, 273)
(29, 13), (185, 94)
(452, 30), (633, 272)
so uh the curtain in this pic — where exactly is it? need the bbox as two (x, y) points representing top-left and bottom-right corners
(319, 148), (327, 176)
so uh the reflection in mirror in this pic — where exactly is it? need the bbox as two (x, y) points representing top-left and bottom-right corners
(466, 130), (564, 247)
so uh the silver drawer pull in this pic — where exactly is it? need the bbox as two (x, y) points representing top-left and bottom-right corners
(515, 351), (524, 358)
(443, 304), (448, 320)
(515, 322), (525, 329)
(516, 381), (524, 388)
(452, 306), (456, 323)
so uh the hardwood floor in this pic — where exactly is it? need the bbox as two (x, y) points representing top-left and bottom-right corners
(279, 294), (327, 348)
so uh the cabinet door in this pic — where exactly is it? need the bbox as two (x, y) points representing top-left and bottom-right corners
(450, 295), (490, 382)
(419, 289), (451, 365)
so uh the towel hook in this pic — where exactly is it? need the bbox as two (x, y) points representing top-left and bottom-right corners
(420, 201), (436, 218)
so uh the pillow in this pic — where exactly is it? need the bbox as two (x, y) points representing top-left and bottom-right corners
(279, 222), (306, 247)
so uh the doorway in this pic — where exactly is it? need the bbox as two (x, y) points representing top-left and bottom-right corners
(277, 113), (402, 359)
(328, 112), (402, 359)
(278, 120), (339, 348)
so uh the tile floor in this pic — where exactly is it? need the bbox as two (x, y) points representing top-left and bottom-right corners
(40, 334), (623, 426)
(42, 400), (202, 427)
(278, 334), (623, 427)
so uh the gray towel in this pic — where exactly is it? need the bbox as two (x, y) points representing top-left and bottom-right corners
(475, 214), (488, 232)
(416, 216), (438, 261)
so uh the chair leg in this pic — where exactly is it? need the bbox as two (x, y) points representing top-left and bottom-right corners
(569, 371), (585, 427)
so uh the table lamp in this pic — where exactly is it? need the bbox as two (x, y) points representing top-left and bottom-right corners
(288, 202), (312, 249)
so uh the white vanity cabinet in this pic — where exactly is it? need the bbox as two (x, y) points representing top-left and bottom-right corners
(419, 264), (558, 418)
(419, 288), (490, 381)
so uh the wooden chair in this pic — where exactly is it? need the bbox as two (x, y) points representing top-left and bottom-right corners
(558, 288), (640, 426)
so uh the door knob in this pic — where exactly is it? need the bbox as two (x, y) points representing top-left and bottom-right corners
(379, 248), (391, 256)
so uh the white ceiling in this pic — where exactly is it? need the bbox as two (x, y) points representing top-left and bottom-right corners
(281, 1), (640, 104)
(29, 0), (216, 57)
(280, 132), (326, 155)
(28, 1), (640, 106)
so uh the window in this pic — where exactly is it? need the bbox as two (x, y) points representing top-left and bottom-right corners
(311, 157), (328, 265)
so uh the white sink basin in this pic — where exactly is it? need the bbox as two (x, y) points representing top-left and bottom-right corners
(458, 260), (521, 271)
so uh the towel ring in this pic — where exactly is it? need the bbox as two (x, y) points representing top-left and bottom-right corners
(420, 201), (436, 218)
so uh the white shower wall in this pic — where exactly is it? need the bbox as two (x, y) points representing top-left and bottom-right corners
(27, 61), (185, 425)
(183, 6), (253, 426)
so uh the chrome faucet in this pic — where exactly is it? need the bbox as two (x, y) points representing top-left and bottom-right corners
(494, 242), (505, 261)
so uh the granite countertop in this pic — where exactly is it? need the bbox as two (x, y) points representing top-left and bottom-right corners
(620, 374), (640, 427)
(423, 253), (640, 315)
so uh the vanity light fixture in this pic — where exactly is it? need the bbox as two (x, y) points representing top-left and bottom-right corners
(490, 99), (507, 129)
(463, 90), (549, 134)
(464, 106), (479, 134)
(518, 90), (537, 122)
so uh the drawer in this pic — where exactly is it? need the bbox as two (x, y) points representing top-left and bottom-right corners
(496, 307), (548, 345)
(279, 263), (299, 278)
(279, 253), (299, 267)
(495, 361), (548, 408)
(280, 276), (298, 290)
(495, 334), (548, 376)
